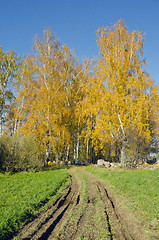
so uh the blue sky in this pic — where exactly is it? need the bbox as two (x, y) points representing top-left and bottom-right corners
(0, 0), (159, 85)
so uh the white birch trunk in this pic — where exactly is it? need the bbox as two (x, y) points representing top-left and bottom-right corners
(120, 140), (127, 167)
(76, 136), (79, 161)
(76, 123), (80, 161)
(86, 138), (89, 160)
(55, 152), (59, 163)
(45, 148), (49, 166)
(74, 139), (76, 163)
(65, 144), (70, 163)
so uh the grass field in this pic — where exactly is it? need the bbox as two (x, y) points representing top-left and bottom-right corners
(86, 165), (159, 237)
(1, 166), (159, 239)
(0, 169), (70, 240)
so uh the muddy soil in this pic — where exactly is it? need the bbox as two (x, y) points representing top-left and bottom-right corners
(14, 167), (147, 240)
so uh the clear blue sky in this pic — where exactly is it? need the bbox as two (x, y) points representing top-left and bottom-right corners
(0, 0), (159, 85)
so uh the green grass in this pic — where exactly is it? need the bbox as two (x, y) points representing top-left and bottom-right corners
(86, 166), (159, 233)
(0, 169), (70, 240)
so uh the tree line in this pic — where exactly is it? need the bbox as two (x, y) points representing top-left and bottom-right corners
(0, 20), (158, 171)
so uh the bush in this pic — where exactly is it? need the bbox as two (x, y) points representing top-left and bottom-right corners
(0, 134), (45, 172)
(20, 135), (44, 170)
(0, 134), (21, 172)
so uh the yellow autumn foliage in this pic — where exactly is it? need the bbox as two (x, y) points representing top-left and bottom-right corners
(13, 23), (158, 165)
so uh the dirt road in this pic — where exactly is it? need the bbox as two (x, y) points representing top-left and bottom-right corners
(14, 167), (146, 240)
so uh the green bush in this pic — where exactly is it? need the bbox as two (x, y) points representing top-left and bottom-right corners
(0, 134), (45, 172)
(19, 134), (44, 170)
(0, 134), (21, 172)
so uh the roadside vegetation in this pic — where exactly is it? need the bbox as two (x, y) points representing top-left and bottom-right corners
(86, 165), (159, 238)
(0, 169), (70, 240)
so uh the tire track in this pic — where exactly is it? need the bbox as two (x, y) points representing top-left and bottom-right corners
(14, 167), (146, 240)
(97, 184), (127, 240)
(14, 172), (79, 240)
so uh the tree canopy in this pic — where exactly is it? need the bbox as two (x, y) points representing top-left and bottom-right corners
(0, 21), (158, 171)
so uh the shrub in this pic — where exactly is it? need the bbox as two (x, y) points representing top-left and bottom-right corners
(0, 134), (45, 172)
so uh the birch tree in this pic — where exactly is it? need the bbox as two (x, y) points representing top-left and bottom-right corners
(95, 20), (158, 167)
(0, 47), (19, 136)
(16, 29), (79, 165)
(78, 20), (158, 167)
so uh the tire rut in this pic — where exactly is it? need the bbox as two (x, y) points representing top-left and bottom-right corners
(14, 172), (79, 240)
(96, 183), (130, 240)
(14, 167), (146, 240)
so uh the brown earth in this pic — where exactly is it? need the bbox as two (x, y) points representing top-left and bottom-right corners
(13, 167), (147, 240)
